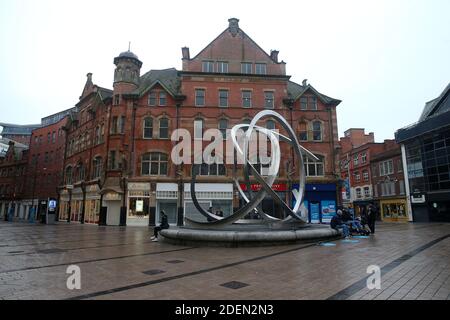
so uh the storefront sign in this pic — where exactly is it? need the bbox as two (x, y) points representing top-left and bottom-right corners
(136, 200), (144, 212)
(104, 192), (121, 201)
(239, 183), (287, 192)
(128, 183), (151, 191)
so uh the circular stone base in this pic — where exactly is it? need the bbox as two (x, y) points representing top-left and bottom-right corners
(160, 225), (341, 247)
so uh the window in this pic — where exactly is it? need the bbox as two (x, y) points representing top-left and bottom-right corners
(195, 89), (205, 106)
(300, 97), (307, 110)
(143, 117), (153, 139)
(65, 167), (73, 185)
(356, 188), (362, 198)
(148, 91), (156, 106)
(363, 170), (369, 181)
(354, 154), (359, 166)
(111, 117), (118, 134)
(266, 120), (276, 130)
(219, 119), (228, 139)
(114, 94), (120, 106)
(380, 160), (394, 176)
(264, 92), (274, 109)
(397, 159), (403, 172)
(142, 152), (168, 176)
(119, 116), (125, 134)
(241, 62), (252, 74)
(47, 133), (51, 143)
(355, 171), (361, 182)
(76, 163), (85, 182)
(299, 122), (308, 141)
(159, 92), (166, 106)
(255, 63), (267, 75)
(312, 121), (322, 141)
(381, 182), (396, 196)
(52, 131), (56, 143)
(217, 61), (228, 73)
(202, 61), (214, 72)
(92, 157), (102, 179)
(364, 187), (371, 197)
(399, 180), (405, 194)
(197, 163), (226, 176)
(94, 126), (100, 144)
(361, 153), (367, 164)
(194, 119), (203, 140)
(159, 118), (169, 139)
(309, 97), (317, 110)
(219, 90), (228, 107)
(304, 154), (324, 176)
(242, 90), (252, 108)
(44, 152), (49, 163)
(109, 151), (117, 170)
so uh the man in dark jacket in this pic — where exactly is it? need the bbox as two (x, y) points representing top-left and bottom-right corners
(152, 210), (170, 242)
(330, 210), (350, 239)
(367, 204), (377, 234)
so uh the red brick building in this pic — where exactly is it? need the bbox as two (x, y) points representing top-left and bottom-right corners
(0, 140), (28, 220)
(338, 128), (404, 218)
(3, 18), (343, 226)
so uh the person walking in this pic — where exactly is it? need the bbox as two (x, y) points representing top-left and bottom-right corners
(367, 204), (377, 234)
(151, 210), (170, 242)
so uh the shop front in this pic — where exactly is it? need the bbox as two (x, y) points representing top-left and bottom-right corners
(239, 183), (288, 219)
(127, 182), (151, 226)
(293, 183), (337, 224)
(70, 188), (83, 223)
(156, 183), (178, 226)
(84, 185), (100, 224)
(184, 183), (233, 223)
(59, 190), (70, 221)
(380, 198), (408, 222)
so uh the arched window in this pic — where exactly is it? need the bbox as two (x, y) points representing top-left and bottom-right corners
(304, 154), (324, 177)
(65, 166), (73, 185)
(141, 152), (168, 176)
(299, 122), (308, 141)
(312, 121), (322, 141)
(219, 119), (228, 139)
(92, 157), (103, 179)
(159, 118), (169, 139)
(143, 117), (153, 139)
(76, 163), (85, 182)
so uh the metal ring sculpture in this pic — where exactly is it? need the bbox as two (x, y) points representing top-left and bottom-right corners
(186, 110), (318, 228)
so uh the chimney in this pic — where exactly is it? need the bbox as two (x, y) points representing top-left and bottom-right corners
(270, 50), (279, 63)
(87, 73), (92, 82)
(228, 18), (239, 37)
(302, 79), (308, 86)
(181, 47), (190, 60)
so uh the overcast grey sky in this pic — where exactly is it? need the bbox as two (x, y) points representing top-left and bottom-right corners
(0, 0), (449, 141)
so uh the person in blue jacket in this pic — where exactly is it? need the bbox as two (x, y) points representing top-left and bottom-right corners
(330, 209), (350, 239)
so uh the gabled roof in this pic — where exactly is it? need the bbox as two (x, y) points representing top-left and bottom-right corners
(288, 80), (341, 105)
(133, 68), (180, 97)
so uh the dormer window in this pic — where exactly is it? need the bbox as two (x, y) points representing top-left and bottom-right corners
(255, 63), (267, 75)
(217, 61), (228, 73)
(202, 61), (214, 73)
(241, 62), (252, 74)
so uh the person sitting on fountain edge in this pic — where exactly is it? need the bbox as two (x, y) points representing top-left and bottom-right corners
(330, 209), (350, 239)
(151, 210), (170, 242)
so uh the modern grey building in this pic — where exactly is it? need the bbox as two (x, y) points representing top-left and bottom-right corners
(395, 83), (450, 222)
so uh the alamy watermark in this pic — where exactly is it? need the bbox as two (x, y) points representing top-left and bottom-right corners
(66, 265), (81, 290)
(366, 265), (381, 290)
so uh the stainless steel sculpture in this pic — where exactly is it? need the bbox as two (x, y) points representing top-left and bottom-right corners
(186, 110), (318, 228)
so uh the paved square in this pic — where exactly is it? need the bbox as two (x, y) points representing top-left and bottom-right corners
(0, 221), (449, 300)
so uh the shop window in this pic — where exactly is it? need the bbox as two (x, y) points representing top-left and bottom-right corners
(142, 152), (168, 176)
